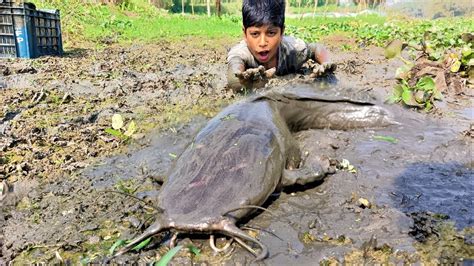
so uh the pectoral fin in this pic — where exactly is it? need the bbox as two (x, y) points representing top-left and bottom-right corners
(281, 155), (336, 187)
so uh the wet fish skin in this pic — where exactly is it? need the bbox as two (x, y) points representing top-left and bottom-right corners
(113, 82), (395, 260)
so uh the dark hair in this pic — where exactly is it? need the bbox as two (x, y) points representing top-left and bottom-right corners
(242, 0), (285, 30)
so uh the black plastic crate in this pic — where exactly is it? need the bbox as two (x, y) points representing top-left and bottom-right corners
(33, 8), (62, 57)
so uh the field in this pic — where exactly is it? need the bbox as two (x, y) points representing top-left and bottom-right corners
(0, 0), (473, 264)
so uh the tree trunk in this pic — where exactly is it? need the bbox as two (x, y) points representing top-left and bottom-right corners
(182, 0), (185, 15)
(191, 0), (194, 15)
(313, 0), (317, 17)
(215, 0), (221, 17)
(207, 0), (211, 17)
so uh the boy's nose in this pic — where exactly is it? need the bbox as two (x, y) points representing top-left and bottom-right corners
(258, 36), (268, 47)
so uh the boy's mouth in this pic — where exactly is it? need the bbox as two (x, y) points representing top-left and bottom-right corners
(257, 51), (270, 62)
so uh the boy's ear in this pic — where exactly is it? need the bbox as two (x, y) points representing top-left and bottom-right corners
(242, 26), (247, 42)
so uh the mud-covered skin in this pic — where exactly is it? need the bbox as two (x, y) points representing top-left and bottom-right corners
(113, 83), (394, 260)
(159, 100), (298, 224)
(259, 82), (395, 132)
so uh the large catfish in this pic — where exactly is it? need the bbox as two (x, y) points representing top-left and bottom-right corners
(113, 81), (395, 260)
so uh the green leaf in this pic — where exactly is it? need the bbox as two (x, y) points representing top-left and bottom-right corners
(424, 101), (433, 111)
(393, 84), (404, 98)
(450, 60), (461, 73)
(386, 94), (400, 104)
(124, 120), (137, 137)
(169, 153), (177, 158)
(414, 90), (426, 103)
(80, 257), (90, 265)
(384, 39), (404, 59)
(416, 76), (435, 92)
(461, 46), (472, 59)
(155, 245), (183, 266)
(187, 244), (201, 256)
(112, 114), (124, 130)
(132, 237), (151, 251)
(105, 128), (123, 138)
(402, 90), (415, 106)
(433, 87), (443, 100)
(373, 135), (398, 143)
(468, 58), (474, 67)
(395, 64), (412, 79)
(339, 159), (357, 173)
(109, 239), (126, 255)
(429, 50), (442, 61)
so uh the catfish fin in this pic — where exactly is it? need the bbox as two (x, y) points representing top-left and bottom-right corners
(281, 155), (336, 187)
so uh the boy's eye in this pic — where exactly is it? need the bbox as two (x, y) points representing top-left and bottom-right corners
(267, 31), (276, 37)
(250, 32), (260, 37)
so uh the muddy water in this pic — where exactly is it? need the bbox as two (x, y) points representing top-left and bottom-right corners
(60, 97), (472, 264)
(1, 42), (473, 264)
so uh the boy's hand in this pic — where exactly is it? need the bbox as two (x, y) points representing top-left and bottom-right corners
(236, 66), (276, 80)
(310, 62), (337, 78)
(234, 66), (276, 89)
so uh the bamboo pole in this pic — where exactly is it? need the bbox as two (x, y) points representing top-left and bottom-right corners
(313, 0), (317, 17)
(207, 0), (211, 17)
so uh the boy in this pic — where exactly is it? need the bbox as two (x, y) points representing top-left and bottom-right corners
(227, 0), (335, 92)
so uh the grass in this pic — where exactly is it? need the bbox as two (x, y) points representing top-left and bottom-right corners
(287, 4), (370, 14)
(33, 0), (473, 52)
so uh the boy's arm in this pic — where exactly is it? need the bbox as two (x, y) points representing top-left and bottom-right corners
(227, 45), (275, 92)
(307, 43), (331, 64)
(307, 43), (336, 76)
(226, 57), (247, 92)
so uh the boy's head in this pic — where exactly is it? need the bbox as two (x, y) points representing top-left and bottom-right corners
(242, 0), (285, 67)
(242, 0), (285, 30)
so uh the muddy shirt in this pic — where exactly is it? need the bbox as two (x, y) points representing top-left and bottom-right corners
(227, 36), (316, 76)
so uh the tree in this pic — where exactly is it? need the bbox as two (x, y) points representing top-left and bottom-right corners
(215, 0), (221, 17)
(207, 0), (211, 17)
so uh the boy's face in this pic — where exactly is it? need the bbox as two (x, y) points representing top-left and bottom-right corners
(243, 24), (283, 67)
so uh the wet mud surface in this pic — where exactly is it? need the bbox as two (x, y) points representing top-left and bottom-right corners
(1, 38), (473, 264)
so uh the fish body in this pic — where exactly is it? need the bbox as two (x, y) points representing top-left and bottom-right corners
(114, 82), (395, 260)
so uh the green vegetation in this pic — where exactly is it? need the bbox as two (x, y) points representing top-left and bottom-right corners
(388, 76), (441, 111)
(287, 17), (473, 49)
(35, 0), (473, 53)
(373, 135), (398, 143)
(386, 30), (472, 111)
(105, 114), (137, 142)
(155, 245), (183, 266)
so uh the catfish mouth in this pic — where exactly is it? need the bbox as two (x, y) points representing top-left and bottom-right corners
(112, 217), (268, 261)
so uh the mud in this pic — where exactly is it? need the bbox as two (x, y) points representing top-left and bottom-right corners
(1, 38), (473, 264)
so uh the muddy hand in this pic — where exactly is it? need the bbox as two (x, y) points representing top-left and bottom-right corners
(310, 62), (337, 78)
(236, 66), (275, 81)
(264, 67), (276, 78)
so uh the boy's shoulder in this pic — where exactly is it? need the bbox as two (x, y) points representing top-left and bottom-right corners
(280, 35), (307, 51)
(227, 40), (257, 66)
